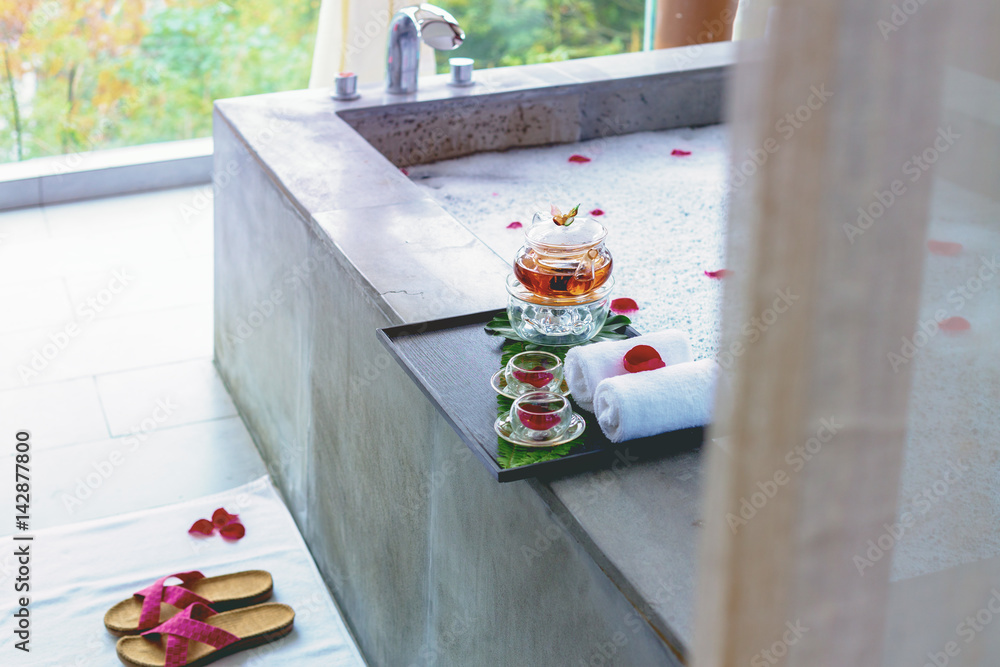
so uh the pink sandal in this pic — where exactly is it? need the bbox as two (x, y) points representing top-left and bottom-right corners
(116, 602), (295, 667)
(104, 570), (273, 635)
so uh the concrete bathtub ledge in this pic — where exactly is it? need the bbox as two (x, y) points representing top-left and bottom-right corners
(213, 43), (731, 665)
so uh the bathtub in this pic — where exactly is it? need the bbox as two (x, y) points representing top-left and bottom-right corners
(213, 44), (731, 665)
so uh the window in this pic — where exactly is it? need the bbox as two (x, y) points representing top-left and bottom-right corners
(437, 0), (645, 70)
(1, 0), (320, 163)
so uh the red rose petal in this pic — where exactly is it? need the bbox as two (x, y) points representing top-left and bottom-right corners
(568, 154), (591, 163)
(623, 345), (667, 373)
(400, 167), (409, 176)
(939, 316), (971, 333)
(610, 298), (639, 314)
(927, 240), (963, 256)
(512, 367), (555, 389)
(516, 404), (562, 431)
(219, 522), (246, 541)
(212, 507), (239, 528)
(507, 221), (523, 229)
(671, 149), (692, 156)
(188, 519), (215, 536)
(590, 208), (605, 216)
(704, 269), (732, 279)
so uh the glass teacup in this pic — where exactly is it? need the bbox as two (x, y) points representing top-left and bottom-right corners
(511, 391), (572, 442)
(504, 351), (564, 395)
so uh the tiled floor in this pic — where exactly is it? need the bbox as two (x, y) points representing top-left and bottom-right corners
(0, 185), (268, 531)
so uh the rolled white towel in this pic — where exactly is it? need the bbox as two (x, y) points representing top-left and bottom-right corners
(594, 359), (718, 443)
(565, 331), (692, 411)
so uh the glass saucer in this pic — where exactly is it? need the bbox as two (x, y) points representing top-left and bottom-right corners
(491, 369), (569, 400)
(494, 411), (586, 448)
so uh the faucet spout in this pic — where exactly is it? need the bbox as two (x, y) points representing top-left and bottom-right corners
(386, 4), (464, 95)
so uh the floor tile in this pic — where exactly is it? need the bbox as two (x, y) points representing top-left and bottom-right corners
(0, 303), (213, 391)
(171, 213), (214, 258)
(58, 223), (190, 276)
(0, 206), (49, 246)
(2, 417), (266, 530)
(0, 278), (74, 334)
(0, 223), (188, 286)
(0, 326), (83, 390)
(43, 186), (211, 238)
(96, 359), (237, 436)
(0, 377), (109, 451)
(0, 236), (62, 286)
(169, 185), (214, 257)
(63, 254), (212, 321)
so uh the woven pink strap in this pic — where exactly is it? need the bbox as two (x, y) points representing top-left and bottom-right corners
(142, 603), (239, 667)
(134, 571), (211, 630)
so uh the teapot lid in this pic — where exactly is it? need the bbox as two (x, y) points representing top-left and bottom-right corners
(525, 211), (607, 251)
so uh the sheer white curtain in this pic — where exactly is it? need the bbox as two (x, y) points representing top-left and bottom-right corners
(881, 2), (1000, 662)
(309, 0), (437, 88)
(694, 1), (999, 665)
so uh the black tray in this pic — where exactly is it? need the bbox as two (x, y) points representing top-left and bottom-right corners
(377, 309), (705, 482)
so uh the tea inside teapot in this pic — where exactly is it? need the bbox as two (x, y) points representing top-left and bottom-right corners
(513, 213), (613, 298)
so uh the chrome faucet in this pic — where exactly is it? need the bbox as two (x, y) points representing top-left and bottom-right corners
(386, 4), (464, 94)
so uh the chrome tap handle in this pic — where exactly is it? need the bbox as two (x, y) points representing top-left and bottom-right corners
(386, 4), (464, 95)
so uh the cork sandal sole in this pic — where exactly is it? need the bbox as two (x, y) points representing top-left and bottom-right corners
(116, 603), (294, 667)
(105, 570), (273, 636)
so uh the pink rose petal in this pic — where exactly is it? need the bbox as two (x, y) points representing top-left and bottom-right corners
(507, 221), (523, 229)
(610, 298), (639, 314)
(939, 316), (970, 333)
(927, 240), (963, 256)
(704, 269), (732, 279)
(568, 154), (591, 163)
(671, 149), (692, 156)
(623, 345), (667, 373)
(492, 192), (499, 197)
(188, 519), (215, 536)
(590, 208), (605, 216)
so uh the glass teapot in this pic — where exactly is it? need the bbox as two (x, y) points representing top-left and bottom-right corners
(513, 210), (613, 298)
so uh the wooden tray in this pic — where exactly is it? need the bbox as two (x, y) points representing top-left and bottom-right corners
(377, 309), (705, 482)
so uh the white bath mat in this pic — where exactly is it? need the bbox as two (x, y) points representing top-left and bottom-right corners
(0, 475), (365, 665)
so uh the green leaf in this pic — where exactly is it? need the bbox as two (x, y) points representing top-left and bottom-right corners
(603, 314), (632, 328)
(484, 311), (515, 338)
(497, 436), (583, 469)
(563, 203), (581, 227)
